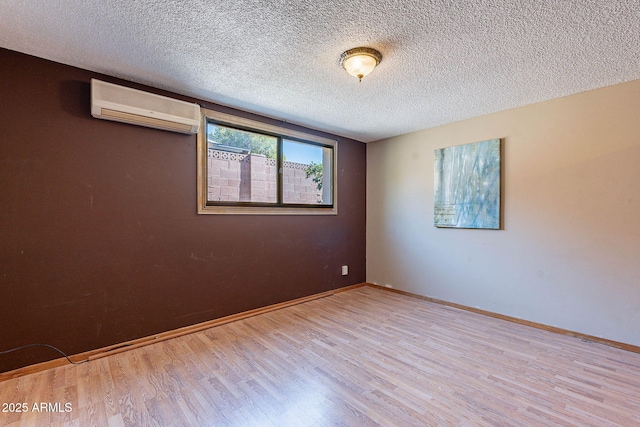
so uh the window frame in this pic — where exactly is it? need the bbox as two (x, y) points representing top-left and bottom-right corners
(197, 108), (338, 215)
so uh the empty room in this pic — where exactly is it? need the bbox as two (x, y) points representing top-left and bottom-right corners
(1, 1), (639, 426)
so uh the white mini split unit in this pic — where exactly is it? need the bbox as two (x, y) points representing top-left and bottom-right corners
(90, 79), (201, 134)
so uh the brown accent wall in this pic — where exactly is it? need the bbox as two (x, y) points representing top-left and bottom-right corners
(0, 48), (366, 372)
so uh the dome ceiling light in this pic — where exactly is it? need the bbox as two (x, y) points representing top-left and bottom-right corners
(339, 47), (382, 82)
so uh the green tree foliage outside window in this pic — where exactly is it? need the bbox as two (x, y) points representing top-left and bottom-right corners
(305, 161), (323, 191)
(208, 125), (277, 159)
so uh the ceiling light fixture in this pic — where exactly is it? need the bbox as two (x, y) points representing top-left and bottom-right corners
(339, 47), (382, 82)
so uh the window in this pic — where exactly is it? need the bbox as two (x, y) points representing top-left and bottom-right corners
(198, 109), (337, 214)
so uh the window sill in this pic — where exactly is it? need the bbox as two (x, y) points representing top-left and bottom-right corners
(197, 205), (337, 215)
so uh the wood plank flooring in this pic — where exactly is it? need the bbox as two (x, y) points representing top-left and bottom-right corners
(2, 286), (640, 426)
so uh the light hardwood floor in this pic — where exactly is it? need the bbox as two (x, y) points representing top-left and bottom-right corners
(2, 286), (640, 426)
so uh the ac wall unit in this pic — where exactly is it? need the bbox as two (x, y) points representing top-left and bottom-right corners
(91, 79), (201, 134)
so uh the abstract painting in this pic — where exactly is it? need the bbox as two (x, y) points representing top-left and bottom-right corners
(434, 138), (501, 229)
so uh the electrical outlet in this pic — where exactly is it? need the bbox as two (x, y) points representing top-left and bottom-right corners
(341, 265), (348, 275)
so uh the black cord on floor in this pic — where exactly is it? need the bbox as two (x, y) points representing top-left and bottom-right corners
(0, 344), (89, 365)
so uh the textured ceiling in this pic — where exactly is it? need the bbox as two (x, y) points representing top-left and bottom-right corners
(1, 0), (639, 142)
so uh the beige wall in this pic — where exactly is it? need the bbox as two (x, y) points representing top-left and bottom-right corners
(367, 79), (640, 346)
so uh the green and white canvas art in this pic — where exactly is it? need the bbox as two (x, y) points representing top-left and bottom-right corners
(434, 138), (501, 229)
